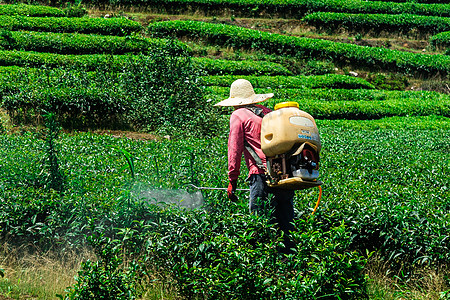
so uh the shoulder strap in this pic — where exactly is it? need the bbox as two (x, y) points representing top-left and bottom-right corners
(244, 140), (266, 170)
(242, 105), (266, 170)
(245, 105), (264, 118)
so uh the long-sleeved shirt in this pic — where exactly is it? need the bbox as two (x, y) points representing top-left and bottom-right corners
(228, 105), (272, 182)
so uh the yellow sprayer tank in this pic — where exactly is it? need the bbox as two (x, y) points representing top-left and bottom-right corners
(261, 102), (321, 157)
(260, 101), (322, 190)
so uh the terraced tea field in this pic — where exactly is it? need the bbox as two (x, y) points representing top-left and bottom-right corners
(0, 1), (448, 299)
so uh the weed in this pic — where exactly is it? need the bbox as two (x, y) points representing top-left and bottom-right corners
(42, 112), (65, 193)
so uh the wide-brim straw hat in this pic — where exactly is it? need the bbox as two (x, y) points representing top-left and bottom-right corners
(214, 79), (274, 107)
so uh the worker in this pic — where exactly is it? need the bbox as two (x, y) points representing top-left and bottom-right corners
(214, 79), (296, 255)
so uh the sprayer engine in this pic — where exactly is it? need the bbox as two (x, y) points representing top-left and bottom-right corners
(266, 143), (320, 183)
(261, 102), (322, 190)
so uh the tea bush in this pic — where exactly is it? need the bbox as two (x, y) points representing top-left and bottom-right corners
(73, 0), (450, 18)
(0, 30), (189, 55)
(62, 234), (143, 300)
(300, 59), (336, 76)
(430, 31), (450, 50)
(303, 12), (450, 36)
(207, 86), (450, 119)
(0, 4), (86, 17)
(203, 74), (375, 89)
(0, 117), (448, 294)
(307, 125), (450, 272)
(0, 129), (371, 298)
(0, 50), (289, 74)
(365, 72), (409, 90)
(143, 204), (368, 299)
(0, 15), (142, 35)
(148, 20), (450, 77)
(193, 57), (292, 75)
(274, 89), (450, 119)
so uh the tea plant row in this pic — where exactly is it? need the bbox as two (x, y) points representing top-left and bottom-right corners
(203, 74), (375, 89)
(430, 31), (450, 51)
(2, 63), (448, 127)
(148, 20), (450, 78)
(0, 15), (141, 36)
(303, 12), (450, 37)
(371, 0), (447, 3)
(0, 30), (188, 55)
(0, 50), (289, 73)
(0, 68), (376, 91)
(208, 86), (450, 119)
(4, 66), (449, 126)
(0, 4), (86, 17)
(80, 0), (450, 18)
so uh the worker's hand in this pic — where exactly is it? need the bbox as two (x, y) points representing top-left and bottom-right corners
(227, 180), (238, 202)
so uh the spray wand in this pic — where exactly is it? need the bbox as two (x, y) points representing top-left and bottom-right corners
(187, 184), (322, 215)
(186, 183), (250, 191)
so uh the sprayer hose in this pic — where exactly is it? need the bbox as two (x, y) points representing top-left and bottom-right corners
(312, 185), (322, 215)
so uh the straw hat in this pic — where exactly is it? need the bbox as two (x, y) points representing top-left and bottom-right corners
(214, 79), (274, 107)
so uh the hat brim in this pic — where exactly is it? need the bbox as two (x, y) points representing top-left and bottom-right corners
(214, 93), (274, 107)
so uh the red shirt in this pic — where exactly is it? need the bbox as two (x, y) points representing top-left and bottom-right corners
(228, 105), (272, 181)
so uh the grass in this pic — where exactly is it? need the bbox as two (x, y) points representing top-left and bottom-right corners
(0, 244), (447, 299)
(0, 243), (182, 300)
(0, 244), (94, 299)
(366, 255), (450, 300)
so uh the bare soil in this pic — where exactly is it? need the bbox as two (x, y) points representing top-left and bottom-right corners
(92, 129), (166, 141)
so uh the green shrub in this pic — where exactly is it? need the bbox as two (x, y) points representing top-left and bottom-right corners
(203, 74), (375, 89)
(303, 12), (450, 37)
(118, 51), (219, 135)
(148, 20), (450, 77)
(365, 72), (409, 90)
(0, 15), (142, 36)
(430, 31), (450, 50)
(144, 206), (368, 299)
(300, 59), (336, 75)
(62, 234), (142, 300)
(71, 0), (450, 18)
(1, 45), (223, 136)
(0, 4), (86, 17)
(0, 50), (289, 74)
(0, 30), (190, 55)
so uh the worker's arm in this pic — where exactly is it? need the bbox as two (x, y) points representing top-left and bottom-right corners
(228, 111), (244, 183)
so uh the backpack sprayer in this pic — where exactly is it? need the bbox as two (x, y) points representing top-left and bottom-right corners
(261, 102), (322, 189)
(260, 101), (323, 214)
(190, 101), (323, 214)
